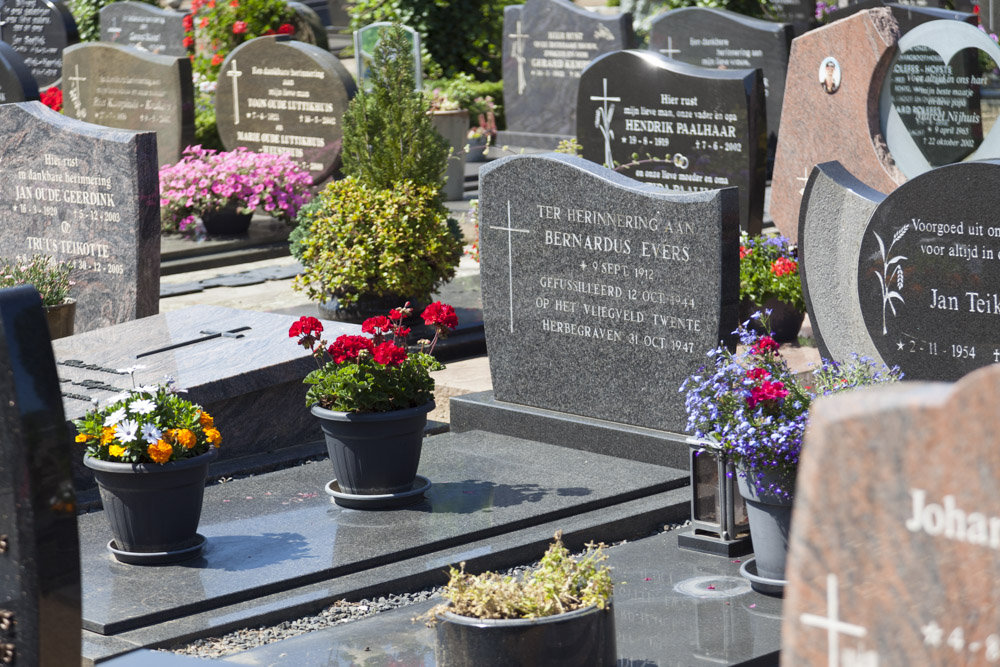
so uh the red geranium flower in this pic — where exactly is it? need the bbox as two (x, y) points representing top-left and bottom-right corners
(40, 86), (62, 112)
(745, 367), (769, 381)
(229, 0), (238, 6)
(388, 308), (404, 321)
(739, 246), (750, 260)
(770, 257), (798, 277)
(289, 316), (323, 338)
(182, 36), (194, 48)
(329, 335), (374, 364)
(262, 28), (277, 35)
(278, 23), (295, 34)
(232, 20), (247, 34)
(182, 14), (194, 30)
(751, 336), (779, 356)
(393, 325), (410, 339)
(421, 301), (458, 330)
(211, 53), (224, 66)
(199, 16), (209, 28)
(747, 380), (789, 409)
(373, 342), (407, 366)
(362, 315), (392, 336)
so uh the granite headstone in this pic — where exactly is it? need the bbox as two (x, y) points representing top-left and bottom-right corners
(0, 0), (78, 88)
(216, 35), (356, 181)
(648, 8), (792, 170)
(498, 0), (634, 149)
(0, 102), (159, 332)
(0, 286), (80, 667)
(577, 50), (766, 234)
(61, 42), (194, 167)
(783, 362), (1000, 665)
(880, 20), (1000, 178)
(352, 21), (421, 91)
(479, 152), (739, 433)
(770, 8), (904, 242)
(0, 39), (38, 103)
(835, 1), (978, 33)
(99, 2), (188, 57)
(287, 1), (329, 52)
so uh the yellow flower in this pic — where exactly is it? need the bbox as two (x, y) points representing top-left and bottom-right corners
(108, 444), (126, 458)
(100, 426), (116, 445)
(148, 440), (173, 464)
(75, 433), (91, 443)
(199, 411), (214, 428)
(176, 428), (197, 450)
(204, 427), (221, 446)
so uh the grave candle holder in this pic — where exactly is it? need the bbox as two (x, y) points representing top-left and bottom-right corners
(677, 437), (752, 557)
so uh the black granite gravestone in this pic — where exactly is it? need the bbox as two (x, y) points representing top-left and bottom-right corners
(498, 0), (634, 149)
(215, 36), (356, 182)
(648, 8), (791, 174)
(577, 50), (766, 234)
(0, 102), (159, 332)
(61, 42), (194, 167)
(478, 152), (739, 433)
(0, 285), (80, 667)
(287, 0), (329, 52)
(99, 2), (188, 57)
(945, 0), (995, 32)
(0, 0), (78, 88)
(0, 39), (38, 103)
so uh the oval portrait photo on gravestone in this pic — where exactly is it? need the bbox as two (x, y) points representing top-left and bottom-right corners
(818, 56), (841, 94)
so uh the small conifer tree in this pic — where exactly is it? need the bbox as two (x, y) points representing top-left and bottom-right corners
(341, 25), (450, 194)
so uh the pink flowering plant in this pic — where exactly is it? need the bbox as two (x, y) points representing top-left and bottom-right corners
(288, 302), (458, 413)
(680, 312), (902, 498)
(159, 146), (313, 234)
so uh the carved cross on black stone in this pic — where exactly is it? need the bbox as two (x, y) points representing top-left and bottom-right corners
(135, 326), (251, 359)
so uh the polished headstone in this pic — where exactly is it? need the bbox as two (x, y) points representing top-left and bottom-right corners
(0, 39), (37, 103)
(287, 1), (329, 52)
(770, 8), (903, 242)
(783, 363), (1000, 665)
(99, 2), (188, 57)
(0, 0), (78, 88)
(0, 286), (80, 667)
(498, 0), (634, 149)
(62, 43), (195, 167)
(0, 102), (159, 332)
(479, 153), (739, 433)
(216, 36), (356, 181)
(577, 50), (766, 234)
(648, 7), (792, 165)
(880, 20), (1000, 178)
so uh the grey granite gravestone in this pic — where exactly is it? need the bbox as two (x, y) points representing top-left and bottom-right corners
(0, 102), (159, 332)
(648, 8), (791, 173)
(0, 0), (78, 88)
(498, 0), (634, 149)
(99, 2), (188, 57)
(216, 35), (356, 182)
(577, 50), (766, 235)
(62, 43), (194, 167)
(287, 0), (329, 52)
(0, 286), (80, 667)
(478, 153), (739, 433)
(0, 39), (38, 103)
(837, 1), (978, 33)
(880, 20), (1000, 178)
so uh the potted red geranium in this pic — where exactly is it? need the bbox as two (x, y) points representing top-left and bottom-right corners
(289, 302), (457, 505)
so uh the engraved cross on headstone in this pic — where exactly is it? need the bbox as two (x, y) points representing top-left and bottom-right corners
(489, 201), (530, 333)
(227, 59), (243, 126)
(799, 574), (875, 667)
(508, 20), (528, 95)
(136, 326), (251, 359)
(659, 36), (681, 58)
(68, 64), (87, 118)
(108, 15), (121, 37)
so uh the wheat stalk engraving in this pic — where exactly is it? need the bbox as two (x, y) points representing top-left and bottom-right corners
(873, 223), (909, 335)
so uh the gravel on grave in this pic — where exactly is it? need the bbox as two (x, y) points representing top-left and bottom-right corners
(167, 521), (690, 659)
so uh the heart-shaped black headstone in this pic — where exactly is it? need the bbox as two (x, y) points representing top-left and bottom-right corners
(889, 45), (985, 165)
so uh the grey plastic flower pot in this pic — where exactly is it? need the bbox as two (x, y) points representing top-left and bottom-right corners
(737, 467), (794, 582)
(84, 448), (217, 554)
(434, 602), (616, 667)
(311, 401), (433, 495)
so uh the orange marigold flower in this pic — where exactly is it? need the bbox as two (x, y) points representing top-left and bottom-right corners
(101, 426), (116, 445)
(199, 411), (214, 428)
(176, 428), (197, 449)
(204, 428), (222, 446)
(148, 440), (173, 464)
(75, 433), (91, 443)
(108, 444), (126, 458)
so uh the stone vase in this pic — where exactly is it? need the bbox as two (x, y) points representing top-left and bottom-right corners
(430, 109), (469, 201)
(312, 401), (433, 495)
(467, 134), (489, 162)
(739, 296), (805, 343)
(45, 299), (75, 340)
(736, 465), (794, 584)
(434, 602), (616, 667)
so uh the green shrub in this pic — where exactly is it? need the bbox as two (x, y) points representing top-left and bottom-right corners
(341, 24), (450, 194)
(68, 0), (159, 42)
(191, 0), (297, 80)
(424, 74), (505, 129)
(349, 0), (519, 81)
(292, 177), (463, 308)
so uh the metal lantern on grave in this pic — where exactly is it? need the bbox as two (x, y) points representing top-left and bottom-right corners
(677, 437), (752, 557)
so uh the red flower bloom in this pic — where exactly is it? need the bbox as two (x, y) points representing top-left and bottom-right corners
(39, 86), (62, 112)
(190, 0), (202, 12)
(211, 53), (224, 66)
(262, 28), (277, 35)
(739, 246), (750, 260)
(182, 13), (194, 30)
(373, 342), (407, 366)
(182, 35), (194, 48)
(751, 336), (779, 355)
(199, 16), (209, 28)
(278, 23), (295, 34)
(329, 335), (374, 364)
(207, 0), (215, 7)
(421, 301), (458, 330)
(232, 20), (247, 34)
(747, 380), (789, 409)
(770, 257), (798, 277)
(362, 315), (392, 336)
(393, 325), (410, 339)
(289, 316), (323, 338)
(388, 308), (405, 321)
(229, 0), (238, 5)
(745, 367), (770, 381)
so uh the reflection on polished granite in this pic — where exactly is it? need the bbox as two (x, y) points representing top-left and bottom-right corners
(81, 431), (687, 636)
(219, 530), (782, 667)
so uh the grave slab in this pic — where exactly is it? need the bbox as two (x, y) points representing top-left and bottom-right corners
(99, 2), (188, 57)
(0, 39), (38, 103)
(770, 8), (904, 241)
(783, 363), (1000, 665)
(79, 432), (687, 636)
(216, 530), (782, 667)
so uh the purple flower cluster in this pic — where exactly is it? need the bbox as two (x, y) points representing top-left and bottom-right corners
(159, 145), (313, 233)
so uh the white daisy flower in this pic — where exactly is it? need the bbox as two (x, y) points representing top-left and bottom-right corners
(118, 419), (140, 443)
(130, 398), (156, 415)
(104, 407), (127, 427)
(141, 423), (162, 444)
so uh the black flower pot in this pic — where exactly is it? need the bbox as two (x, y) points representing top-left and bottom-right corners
(739, 297), (805, 343)
(311, 401), (433, 495)
(318, 293), (425, 325)
(84, 448), (217, 562)
(201, 208), (253, 235)
(434, 603), (616, 667)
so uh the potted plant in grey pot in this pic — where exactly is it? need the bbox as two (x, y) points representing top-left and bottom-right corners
(738, 232), (805, 343)
(426, 532), (616, 667)
(0, 254), (76, 339)
(681, 314), (902, 594)
(74, 378), (222, 564)
(289, 302), (457, 507)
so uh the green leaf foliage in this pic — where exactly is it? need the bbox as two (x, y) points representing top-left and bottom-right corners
(68, 0), (159, 42)
(424, 74), (505, 129)
(305, 351), (441, 412)
(739, 232), (804, 312)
